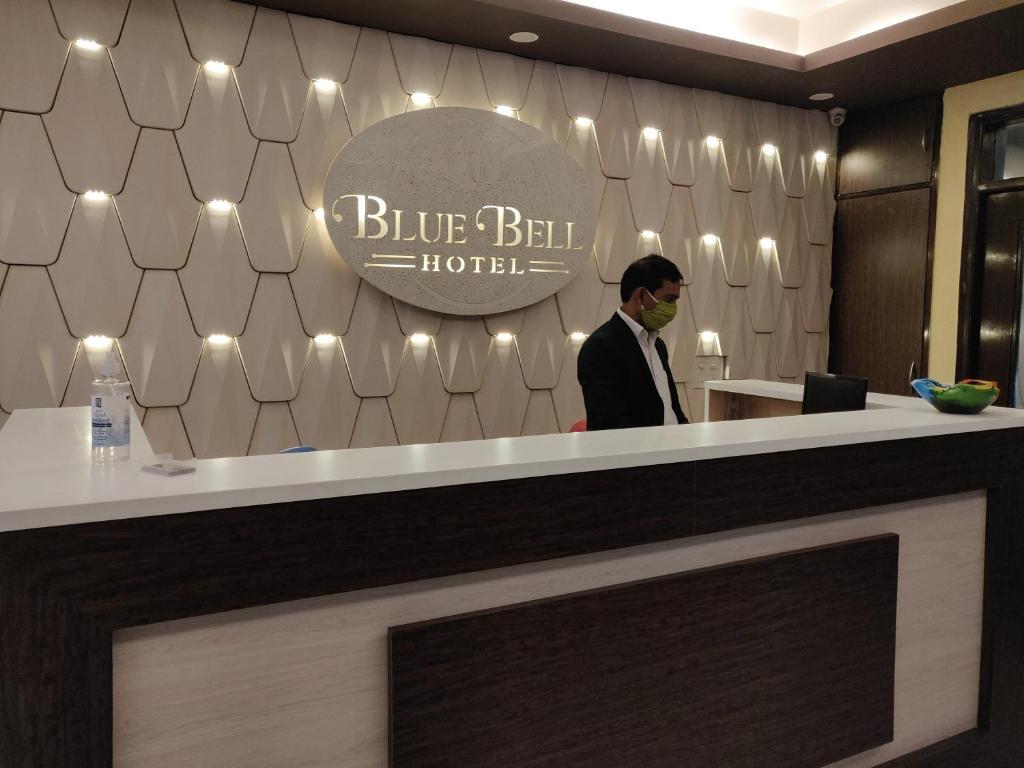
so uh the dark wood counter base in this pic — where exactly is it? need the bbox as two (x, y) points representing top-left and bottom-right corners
(1, 428), (1022, 767)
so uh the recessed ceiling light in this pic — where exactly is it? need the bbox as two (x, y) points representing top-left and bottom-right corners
(410, 91), (433, 107)
(809, 92), (834, 101)
(204, 60), (230, 75)
(313, 78), (337, 94)
(814, 149), (829, 162)
(705, 135), (721, 149)
(509, 32), (539, 43)
(575, 116), (594, 128)
(642, 126), (660, 141)
(74, 39), (103, 51)
(495, 105), (516, 117)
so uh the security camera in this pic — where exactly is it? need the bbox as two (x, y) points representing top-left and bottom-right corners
(828, 107), (847, 127)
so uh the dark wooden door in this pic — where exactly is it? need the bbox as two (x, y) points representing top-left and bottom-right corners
(830, 188), (931, 394)
(973, 191), (1024, 404)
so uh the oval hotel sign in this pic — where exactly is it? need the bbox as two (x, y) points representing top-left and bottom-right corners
(324, 107), (598, 316)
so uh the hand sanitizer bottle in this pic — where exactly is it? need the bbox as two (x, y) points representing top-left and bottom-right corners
(91, 348), (131, 463)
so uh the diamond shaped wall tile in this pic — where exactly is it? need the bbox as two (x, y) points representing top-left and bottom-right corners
(594, 180), (642, 283)
(721, 191), (756, 287)
(478, 50), (533, 110)
(350, 397), (398, 448)
(237, 142), (309, 272)
(564, 120), (607, 219)
(483, 309), (525, 336)
(116, 129), (201, 269)
(779, 106), (812, 199)
(44, 46), (140, 194)
(290, 338), (358, 449)
(51, 0), (129, 46)
(236, 8), (309, 142)
(719, 287), (756, 380)
(63, 341), (144, 419)
(388, 340), (448, 444)
(110, 0), (198, 129)
(0, 266), (77, 411)
(435, 316), (491, 393)
(436, 46), (491, 110)
(440, 393), (483, 442)
(722, 97), (757, 193)
(120, 270), (203, 406)
(519, 61), (570, 144)
(341, 282), (405, 396)
(289, 217), (358, 336)
(799, 244), (830, 332)
(50, 196), (142, 337)
(394, 299), (443, 336)
(747, 249), (784, 333)
(0, 0), (68, 113)
(290, 86), (352, 210)
(142, 406), (193, 458)
(748, 332), (775, 380)
(248, 402), (300, 455)
(556, 64), (606, 120)
(551, 339), (585, 432)
(776, 196), (810, 288)
(515, 297), (567, 389)
(237, 274), (310, 401)
(474, 339), (530, 438)
(688, 240), (729, 333)
(180, 341), (258, 457)
(749, 150), (787, 239)
(180, 205), (258, 336)
(661, 186), (700, 285)
(804, 157), (837, 245)
(663, 86), (702, 187)
(343, 29), (407, 135)
(174, 0), (254, 66)
(691, 142), (732, 238)
(389, 33), (450, 97)
(177, 68), (258, 202)
(522, 389), (559, 436)
(772, 289), (801, 378)
(0, 113), (75, 265)
(627, 137), (672, 231)
(556, 249), (605, 334)
(594, 75), (639, 179)
(288, 14), (359, 83)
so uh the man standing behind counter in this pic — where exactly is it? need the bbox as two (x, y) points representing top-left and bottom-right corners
(577, 255), (688, 430)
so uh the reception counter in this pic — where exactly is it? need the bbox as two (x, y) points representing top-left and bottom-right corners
(1, 385), (1023, 768)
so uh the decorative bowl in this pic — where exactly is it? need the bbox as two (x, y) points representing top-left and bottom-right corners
(910, 378), (1000, 414)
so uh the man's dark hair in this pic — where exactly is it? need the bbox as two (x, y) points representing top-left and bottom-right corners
(619, 254), (683, 302)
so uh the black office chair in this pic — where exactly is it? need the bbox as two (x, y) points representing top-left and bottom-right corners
(801, 372), (869, 414)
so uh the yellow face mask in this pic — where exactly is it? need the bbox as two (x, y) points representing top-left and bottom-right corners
(639, 289), (677, 331)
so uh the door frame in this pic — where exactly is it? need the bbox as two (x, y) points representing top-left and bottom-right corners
(955, 103), (1024, 382)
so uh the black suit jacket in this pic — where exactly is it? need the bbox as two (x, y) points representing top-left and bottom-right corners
(577, 313), (687, 430)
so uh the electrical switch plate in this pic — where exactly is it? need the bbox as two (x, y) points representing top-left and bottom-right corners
(692, 355), (726, 389)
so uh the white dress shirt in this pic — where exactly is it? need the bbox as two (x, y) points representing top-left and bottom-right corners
(616, 309), (678, 426)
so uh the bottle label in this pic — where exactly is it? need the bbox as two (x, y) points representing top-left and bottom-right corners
(92, 393), (131, 448)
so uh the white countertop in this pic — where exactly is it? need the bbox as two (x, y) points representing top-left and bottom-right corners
(1, 385), (1022, 533)
(702, 378), (931, 415)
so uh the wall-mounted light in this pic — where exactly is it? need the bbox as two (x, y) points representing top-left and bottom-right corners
(574, 116), (594, 128)
(702, 234), (719, 246)
(570, 331), (588, 342)
(83, 335), (114, 351)
(409, 333), (431, 347)
(82, 190), (108, 202)
(203, 60), (231, 75)
(410, 92), (433, 107)
(761, 143), (777, 157)
(814, 149), (829, 163)
(206, 199), (233, 213)
(809, 92), (834, 102)
(705, 135), (721, 149)
(759, 237), (775, 250)
(642, 126), (660, 141)
(495, 105), (516, 117)
(313, 333), (337, 348)
(697, 330), (723, 357)
(206, 334), (233, 346)
(509, 31), (539, 43)
(313, 78), (337, 94)
(74, 39), (103, 51)
(494, 332), (515, 344)
(314, 207), (325, 223)
(641, 230), (656, 240)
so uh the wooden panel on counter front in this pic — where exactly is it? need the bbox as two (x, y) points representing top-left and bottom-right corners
(390, 536), (899, 768)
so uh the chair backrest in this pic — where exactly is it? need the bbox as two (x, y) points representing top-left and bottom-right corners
(801, 372), (869, 415)
(280, 445), (318, 453)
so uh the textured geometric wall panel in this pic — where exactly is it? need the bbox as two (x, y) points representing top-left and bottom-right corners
(0, 113), (75, 266)
(0, 0), (835, 456)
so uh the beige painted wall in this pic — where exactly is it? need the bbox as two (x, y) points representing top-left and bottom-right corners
(929, 69), (1024, 381)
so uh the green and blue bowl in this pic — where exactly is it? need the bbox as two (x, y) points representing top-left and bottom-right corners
(910, 378), (1000, 415)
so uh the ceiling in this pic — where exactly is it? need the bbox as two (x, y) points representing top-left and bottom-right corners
(261, 0), (1024, 110)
